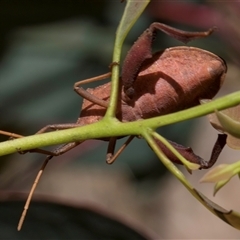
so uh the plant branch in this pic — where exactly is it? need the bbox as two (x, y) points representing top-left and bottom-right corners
(0, 91), (240, 157)
(105, 0), (150, 118)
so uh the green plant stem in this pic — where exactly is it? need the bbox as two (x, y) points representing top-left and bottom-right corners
(152, 132), (199, 170)
(143, 130), (193, 187)
(146, 91), (240, 130)
(0, 91), (240, 157)
(104, 39), (121, 119)
(142, 130), (233, 221)
(105, 0), (150, 118)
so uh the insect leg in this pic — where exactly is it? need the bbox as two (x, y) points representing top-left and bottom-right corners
(74, 72), (134, 164)
(29, 123), (86, 155)
(200, 134), (227, 169)
(35, 122), (83, 134)
(29, 141), (82, 156)
(0, 130), (56, 155)
(153, 134), (227, 169)
(0, 130), (24, 139)
(1, 72), (112, 156)
(149, 22), (214, 44)
(74, 72), (111, 108)
(106, 136), (135, 164)
(106, 137), (117, 163)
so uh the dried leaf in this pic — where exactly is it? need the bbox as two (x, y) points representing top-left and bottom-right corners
(200, 164), (233, 183)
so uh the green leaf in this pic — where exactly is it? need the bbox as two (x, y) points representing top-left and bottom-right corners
(116, 0), (151, 45)
(216, 110), (240, 138)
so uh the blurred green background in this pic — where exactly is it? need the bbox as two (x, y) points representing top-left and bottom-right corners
(0, 1), (240, 239)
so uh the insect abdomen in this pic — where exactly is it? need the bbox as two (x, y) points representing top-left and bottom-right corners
(122, 47), (226, 120)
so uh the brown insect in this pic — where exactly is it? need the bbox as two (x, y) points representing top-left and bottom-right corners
(1, 22), (227, 229)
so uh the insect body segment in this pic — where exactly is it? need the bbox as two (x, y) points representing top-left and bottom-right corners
(121, 22), (215, 100)
(80, 47), (226, 123)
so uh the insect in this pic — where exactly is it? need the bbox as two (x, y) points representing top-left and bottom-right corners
(0, 22), (227, 229)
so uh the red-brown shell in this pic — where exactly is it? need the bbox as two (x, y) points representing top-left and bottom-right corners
(78, 46), (226, 125)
